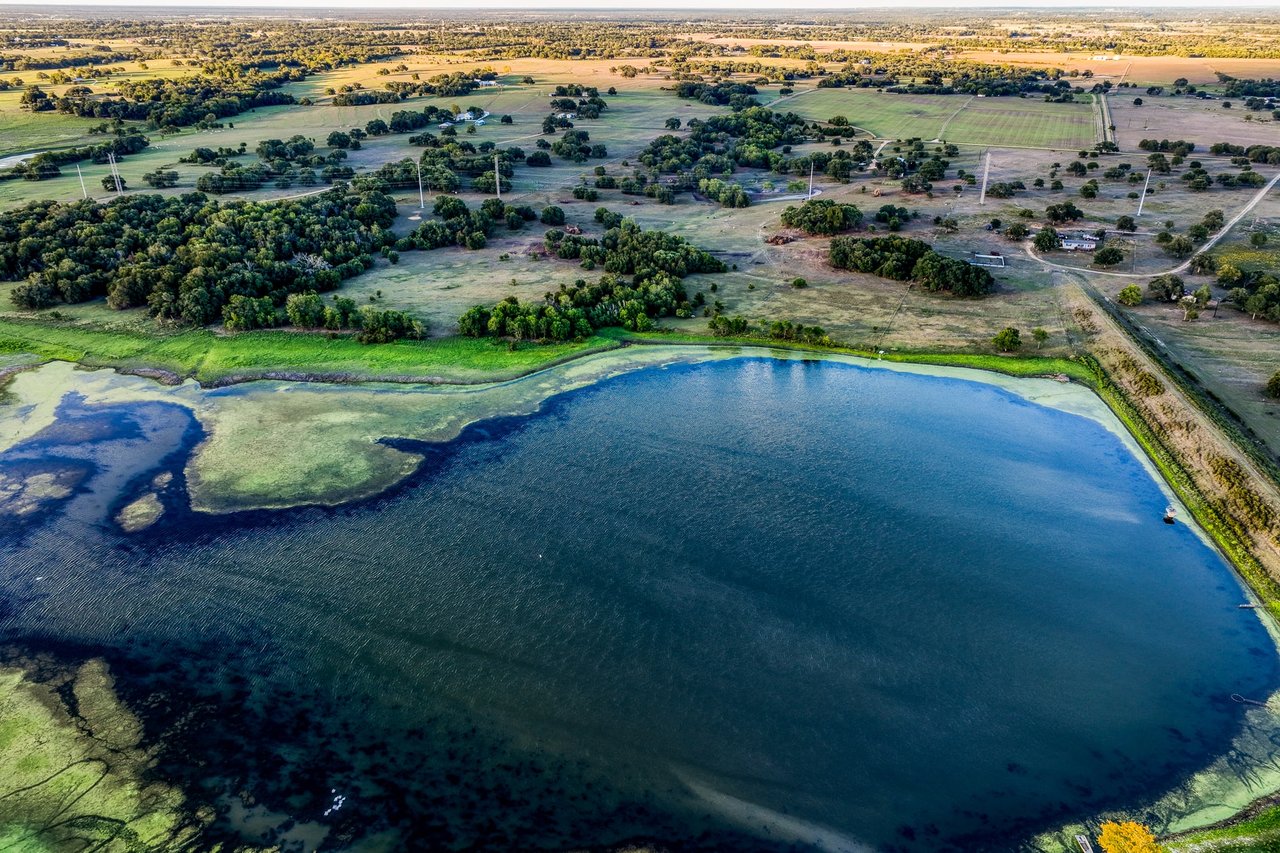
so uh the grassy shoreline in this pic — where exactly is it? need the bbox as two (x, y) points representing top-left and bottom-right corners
(0, 316), (1095, 387)
(0, 317), (622, 386)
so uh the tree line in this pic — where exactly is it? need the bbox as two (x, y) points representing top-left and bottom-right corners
(19, 69), (299, 132)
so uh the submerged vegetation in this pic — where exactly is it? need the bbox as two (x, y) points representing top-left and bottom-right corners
(0, 660), (213, 852)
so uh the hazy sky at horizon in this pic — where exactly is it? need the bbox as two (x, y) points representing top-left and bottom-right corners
(1, 0), (1277, 7)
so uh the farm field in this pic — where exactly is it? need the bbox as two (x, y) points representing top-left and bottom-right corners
(1110, 95), (1280, 153)
(957, 51), (1280, 87)
(783, 88), (1099, 149)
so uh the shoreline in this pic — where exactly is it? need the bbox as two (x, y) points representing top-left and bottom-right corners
(0, 315), (1092, 390)
(7, 331), (1280, 846)
(0, 341), (1103, 517)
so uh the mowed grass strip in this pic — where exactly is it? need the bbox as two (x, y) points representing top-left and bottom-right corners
(786, 88), (1096, 148)
(944, 99), (1097, 148)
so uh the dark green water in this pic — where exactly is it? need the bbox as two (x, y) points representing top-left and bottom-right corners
(1, 357), (1276, 852)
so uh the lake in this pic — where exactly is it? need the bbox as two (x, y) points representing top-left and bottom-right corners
(1, 355), (1276, 852)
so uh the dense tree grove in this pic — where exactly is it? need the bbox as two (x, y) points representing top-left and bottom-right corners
(192, 135), (355, 193)
(1226, 268), (1280, 323)
(369, 131), (527, 196)
(1220, 76), (1280, 99)
(707, 314), (832, 345)
(780, 198), (864, 235)
(632, 106), (866, 206)
(400, 195), (536, 251)
(1138, 138), (1196, 156)
(24, 71), (299, 130)
(674, 80), (760, 110)
(829, 236), (994, 296)
(1, 185), (399, 326)
(459, 220), (724, 340)
(333, 70), (494, 105)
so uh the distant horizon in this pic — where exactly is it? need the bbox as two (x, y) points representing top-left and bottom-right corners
(2, 0), (1280, 9)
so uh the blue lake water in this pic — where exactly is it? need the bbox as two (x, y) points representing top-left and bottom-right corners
(1, 356), (1277, 851)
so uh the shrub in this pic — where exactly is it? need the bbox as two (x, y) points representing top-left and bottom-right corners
(992, 327), (1022, 352)
(1094, 246), (1124, 266)
(1268, 370), (1280, 399)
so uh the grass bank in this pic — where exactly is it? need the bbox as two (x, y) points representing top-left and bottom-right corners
(0, 317), (1097, 388)
(0, 318), (620, 385)
(1165, 795), (1280, 852)
(603, 327), (1096, 382)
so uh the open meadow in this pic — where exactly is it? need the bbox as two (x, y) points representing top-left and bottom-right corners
(1110, 95), (1280, 153)
(0, 13), (1276, 421)
(779, 88), (1099, 149)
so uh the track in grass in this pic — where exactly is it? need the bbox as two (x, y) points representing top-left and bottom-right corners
(787, 88), (1098, 149)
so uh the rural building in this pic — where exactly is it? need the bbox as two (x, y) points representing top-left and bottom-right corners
(1062, 234), (1099, 251)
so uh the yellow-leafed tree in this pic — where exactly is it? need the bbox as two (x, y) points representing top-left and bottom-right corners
(1097, 821), (1161, 853)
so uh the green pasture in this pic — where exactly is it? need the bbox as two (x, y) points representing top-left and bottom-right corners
(0, 316), (617, 384)
(0, 68), (727, 209)
(783, 88), (1098, 149)
(0, 105), (113, 159)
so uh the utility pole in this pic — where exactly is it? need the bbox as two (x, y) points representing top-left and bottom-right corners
(106, 152), (123, 195)
(978, 150), (992, 206)
(494, 153), (502, 201)
(1136, 168), (1152, 216)
(75, 163), (87, 199)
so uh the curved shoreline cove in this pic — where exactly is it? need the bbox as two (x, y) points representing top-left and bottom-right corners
(2, 354), (1280, 851)
(0, 346), (1163, 516)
